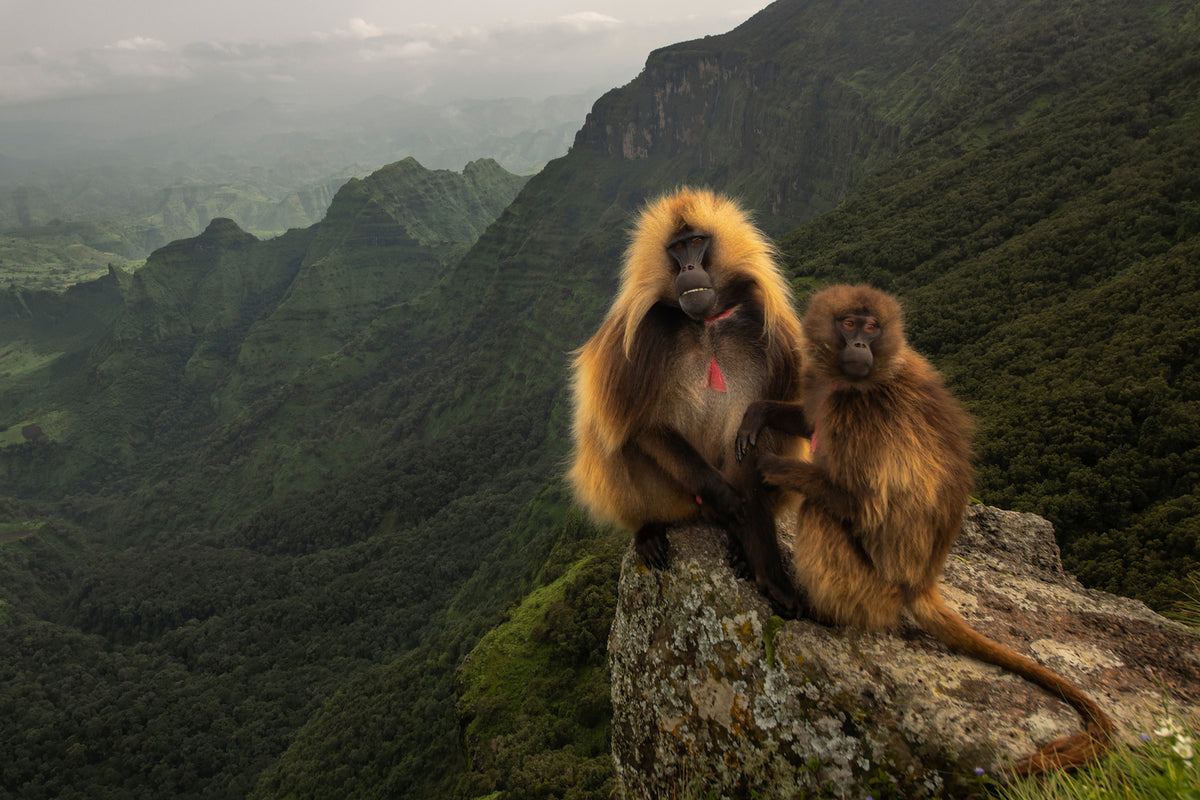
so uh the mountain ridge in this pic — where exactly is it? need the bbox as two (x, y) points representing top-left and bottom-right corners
(1, 0), (1198, 796)
(0, 158), (527, 493)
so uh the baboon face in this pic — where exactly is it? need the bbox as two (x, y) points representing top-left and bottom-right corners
(833, 313), (881, 378)
(666, 228), (716, 320)
(805, 286), (903, 382)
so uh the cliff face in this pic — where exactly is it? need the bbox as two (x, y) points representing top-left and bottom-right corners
(608, 505), (1200, 798)
(571, 31), (905, 229)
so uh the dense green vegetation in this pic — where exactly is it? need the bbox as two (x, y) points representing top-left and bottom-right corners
(452, 517), (622, 800)
(1, 0), (1198, 797)
(0, 157), (537, 797)
(779, 20), (1200, 607)
(0, 485), (579, 798)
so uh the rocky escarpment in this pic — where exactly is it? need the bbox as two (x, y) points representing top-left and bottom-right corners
(608, 505), (1200, 798)
(568, 1), (940, 229)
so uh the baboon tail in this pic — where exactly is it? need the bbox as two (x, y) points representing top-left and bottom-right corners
(909, 590), (1114, 775)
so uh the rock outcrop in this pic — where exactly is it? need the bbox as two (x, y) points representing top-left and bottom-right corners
(608, 505), (1200, 798)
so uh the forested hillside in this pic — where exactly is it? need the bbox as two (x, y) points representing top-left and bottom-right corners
(778, 28), (1200, 606)
(1, 0), (1197, 797)
(0, 157), (535, 796)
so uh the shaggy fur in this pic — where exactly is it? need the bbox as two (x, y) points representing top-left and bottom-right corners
(740, 284), (1114, 774)
(568, 187), (805, 613)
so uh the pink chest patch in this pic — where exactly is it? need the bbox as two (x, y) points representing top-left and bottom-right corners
(703, 306), (734, 392)
(706, 357), (727, 392)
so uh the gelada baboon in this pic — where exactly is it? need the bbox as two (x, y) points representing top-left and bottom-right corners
(736, 284), (1113, 774)
(568, 187), (805, 613)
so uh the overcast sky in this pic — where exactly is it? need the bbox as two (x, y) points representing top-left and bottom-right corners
(1, 1), (774, 109)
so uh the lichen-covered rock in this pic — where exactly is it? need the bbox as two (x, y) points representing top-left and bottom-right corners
(608, 505), (1200, 798)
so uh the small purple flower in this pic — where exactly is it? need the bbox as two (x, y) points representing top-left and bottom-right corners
(974, 767), (986, 776)
(1140, 733), (1153, 742)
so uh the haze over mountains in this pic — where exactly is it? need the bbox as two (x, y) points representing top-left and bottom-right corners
(1, 0), (1198, 797)
(1, 1), (769, 258)
(0, 90), (596, 263)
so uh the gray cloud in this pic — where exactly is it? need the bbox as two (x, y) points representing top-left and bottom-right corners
(0, 6), (767, 108)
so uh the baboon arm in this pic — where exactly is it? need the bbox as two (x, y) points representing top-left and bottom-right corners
(757, 454), (862, 523)
(631, 426), (744, 523)
(735, 400), (810, 462)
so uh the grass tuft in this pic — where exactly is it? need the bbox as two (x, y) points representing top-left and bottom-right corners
(986, 711), (1200, 800)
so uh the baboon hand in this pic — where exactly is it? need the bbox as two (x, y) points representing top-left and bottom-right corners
(735, 401), (769, 462)
(697, 474), (745, 524)
(634, 525), (670, 569)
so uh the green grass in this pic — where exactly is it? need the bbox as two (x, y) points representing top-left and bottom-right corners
(989, 572), (1199, 799)
(455, 556), (594, 728)
(0, 344), (63, 382)
(987, 715), (1200, 800)
(1171, 572), (1200, 630)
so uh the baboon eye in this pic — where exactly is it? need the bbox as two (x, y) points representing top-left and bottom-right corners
(840, 317), (855, 329)
(863, 319), (879, 332)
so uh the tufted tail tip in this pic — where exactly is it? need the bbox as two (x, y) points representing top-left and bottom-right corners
(1007, 722), (1113, 776)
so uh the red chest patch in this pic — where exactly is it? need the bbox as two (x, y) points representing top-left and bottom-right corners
(706, 357), (727, 392)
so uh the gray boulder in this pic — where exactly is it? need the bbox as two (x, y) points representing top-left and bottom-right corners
(608, 505), (1200, 798)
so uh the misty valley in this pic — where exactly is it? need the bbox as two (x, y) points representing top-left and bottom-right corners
(2, 0), (1200, 797)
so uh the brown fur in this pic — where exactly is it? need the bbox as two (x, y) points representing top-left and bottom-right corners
(740, 284), (1114, 774)
(568, 187), (806, 612)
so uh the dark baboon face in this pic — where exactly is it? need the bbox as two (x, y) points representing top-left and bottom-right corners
(667, 228), (716, 320)
(804, 285), (904, 382)
(834, 313), (881, 378)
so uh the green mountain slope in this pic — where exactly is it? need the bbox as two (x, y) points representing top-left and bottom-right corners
(776, 14), (1200, 606)
(0, 168), (371, 273)
(0, 157), (527, 494)
(245, 1), (1200, 797)
(0, 92), (595, 269)
(1, 0), (1197, 797)
(0, 268), (127, 449)
(129, 170), (362, 248)
(1, 157), (537, 798)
